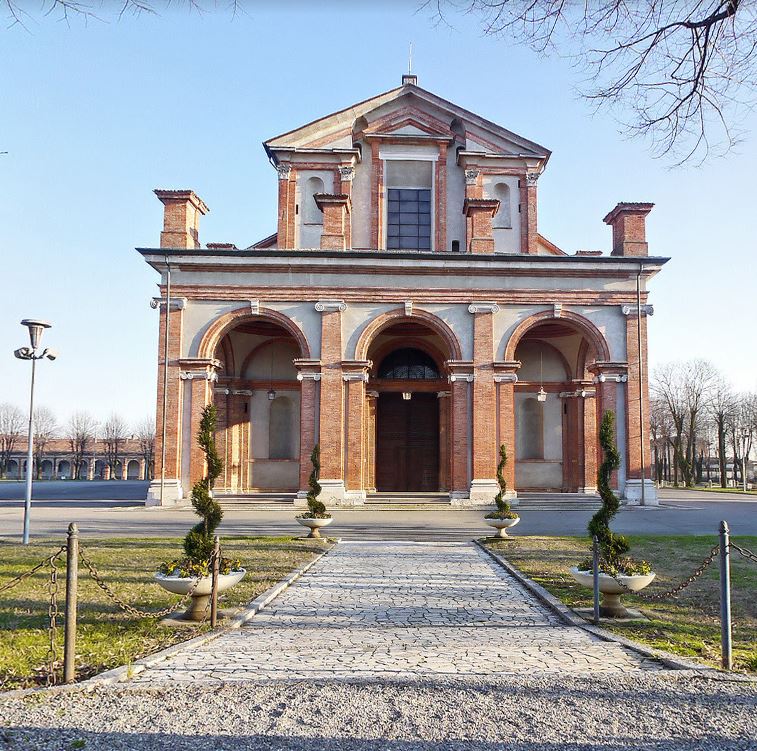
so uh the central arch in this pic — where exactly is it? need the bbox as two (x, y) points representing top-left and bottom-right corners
(360, 310), (458, 494)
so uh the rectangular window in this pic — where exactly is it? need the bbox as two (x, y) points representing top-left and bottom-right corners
(387, 188), (432, 251)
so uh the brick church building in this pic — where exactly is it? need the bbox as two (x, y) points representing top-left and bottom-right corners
(139, 75), (666, 507)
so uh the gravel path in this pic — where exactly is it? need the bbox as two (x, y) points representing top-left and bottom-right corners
(2, 674), (756, 750)
(2, 541), (755, 750)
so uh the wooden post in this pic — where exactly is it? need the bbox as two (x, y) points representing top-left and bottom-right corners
(210, 535), (220, 628)
(63, 523), (79, 683)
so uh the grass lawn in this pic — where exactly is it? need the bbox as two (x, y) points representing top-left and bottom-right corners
(676, 486), (757, 496)
(0, 536), (329, 690)
(486, 534), (757, 673)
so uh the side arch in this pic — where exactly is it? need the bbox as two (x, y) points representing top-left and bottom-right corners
(197, 306), (311, 361)
(503, 310), (611, 364)
(354, 308), (463, 362)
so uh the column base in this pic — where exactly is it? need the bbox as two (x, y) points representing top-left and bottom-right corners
(314, 479), (366, 507)
(578, 486), (598, 495)
(622, 479), (658, 506)
(145, 479), (184, 506)
(450, 481), (517, 508)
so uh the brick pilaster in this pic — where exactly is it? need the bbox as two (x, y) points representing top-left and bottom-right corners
(344, 367), (370, 491)
(470, 304), (497, 480)
(435, 143), (447, 252)
(370, 142), (383, 249)
(447, 361), (474, 495)
(520, 172), (538, 254)
(295, 362), (320, 493)
(494, 361), (520, 494)
(316, 301), (345, 482)
(464, 199), (499, 255)
(625, 312), (651, 481)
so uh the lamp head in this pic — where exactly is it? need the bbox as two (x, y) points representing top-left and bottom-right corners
(42, 348), (58, 361)
(14, 347), (33, 360)
(20, 319), (51, 350)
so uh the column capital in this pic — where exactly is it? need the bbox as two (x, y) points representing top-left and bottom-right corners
(277, 164), (292, 180)
(150, 296), (186, 310)
(588, 361), (629, 383)
(315, 299), (347, 312)
(446, 359), (475, 383)
(338, 166), (355, 182)
(468, 301), (500, 314)
(294, 358), (322, 381)
(526, 171), (540, 186)
(621, 304), (654, 317)
(464, 168), (480, 185)
(342, 360), (372, 382)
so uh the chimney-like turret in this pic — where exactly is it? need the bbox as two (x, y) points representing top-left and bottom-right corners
(154, 189), (209, 249)
(603, 202), (654, 257)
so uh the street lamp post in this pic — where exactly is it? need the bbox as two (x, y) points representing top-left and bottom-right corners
(742, 430), (750, 493)
(14, 319), (57, 545)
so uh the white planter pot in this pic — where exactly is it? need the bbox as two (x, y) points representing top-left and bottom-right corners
(484, 516), (520, 538)
(154, 569), (246, 621)
(569, 567), (655, 617)
(296, 516), (333, 538)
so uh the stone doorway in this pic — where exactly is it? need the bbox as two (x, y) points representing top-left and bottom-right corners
(375, 392), (440, 492)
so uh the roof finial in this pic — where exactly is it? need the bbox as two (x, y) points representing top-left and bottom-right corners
(403, 43), (418, 86)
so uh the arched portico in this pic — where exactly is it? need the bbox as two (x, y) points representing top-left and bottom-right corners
(503, 311), (611, 493)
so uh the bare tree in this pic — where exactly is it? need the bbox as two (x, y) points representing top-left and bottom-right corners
(434, 1), (757, 163)
(0, 403), (24, 479)
(67, 411), (97, 481)
(652, 359), (718, 486)
(729, 391), (756, 486)
(32, 406), (58, 480)
(102, 413), (129, 480)
(708, 377), (737, 487)
(135, 417), (156, 480)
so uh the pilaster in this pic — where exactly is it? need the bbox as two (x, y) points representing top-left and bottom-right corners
(447, 360), (474, 503)
(295, 359), (321, 500)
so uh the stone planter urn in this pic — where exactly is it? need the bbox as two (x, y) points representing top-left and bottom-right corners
(484, 516), (520, 538)
(296, 516), (333, 538)
(569, 567), (656, 617)
(154, 569), (246, 621)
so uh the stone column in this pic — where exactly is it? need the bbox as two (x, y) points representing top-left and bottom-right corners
(623, 305), (657, 503)
(494, 361), (520, 500)
(447, 361), (474, 503)
(468, 303), (499, 503)
(343, 361), (371, 504)
(139, 458), (147, 481)
(295, 361), (321, 503)
(213, 387), (231, 492)
(316, 300), (347, 504)
(147, 295), (186, 506)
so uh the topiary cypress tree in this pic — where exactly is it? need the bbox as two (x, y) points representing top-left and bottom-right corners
(183, 404), (224, 563)
(305, 443), (329, 517)
(486, 444), (517, 519)
(588, 410), (630, 566)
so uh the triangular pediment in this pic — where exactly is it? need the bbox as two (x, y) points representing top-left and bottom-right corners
(264, 82), (550, 160)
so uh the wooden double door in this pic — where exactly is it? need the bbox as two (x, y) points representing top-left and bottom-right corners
(375, 392), (440, 492)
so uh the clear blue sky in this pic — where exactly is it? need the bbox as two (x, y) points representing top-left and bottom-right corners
(1, 3), (755, 428)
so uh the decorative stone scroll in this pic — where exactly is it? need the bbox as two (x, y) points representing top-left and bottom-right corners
(296, 372), (322, 382)
(468, 302), (500, 314)
(621, 304), (655, 317)
(342, 372), (369, 382)
(180, 370), (218, 382)
(150, 296), (187, 310)
(315, 300), (347, 312)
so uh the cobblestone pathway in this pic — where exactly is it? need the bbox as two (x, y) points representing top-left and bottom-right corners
(132, 541), (662, 683)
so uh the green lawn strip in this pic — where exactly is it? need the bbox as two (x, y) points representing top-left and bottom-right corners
(0, 535), (328, 689)
(485, 534), (757, 673)
(672, 486), (757, 496)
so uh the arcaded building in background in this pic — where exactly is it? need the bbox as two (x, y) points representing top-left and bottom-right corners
(139, 75), (666, 507)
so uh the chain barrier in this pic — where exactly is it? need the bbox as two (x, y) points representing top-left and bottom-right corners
(77, 544), (212, 619)
(46, 555), (60, 686)
(730, 542), (757, 566)
(0, 545), (67, 594)
(597, 544), (720, 601)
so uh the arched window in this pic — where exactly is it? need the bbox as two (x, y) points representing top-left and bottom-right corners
(269, 396), (295, 459)
(377, 348), (440, 380)
(493, 182), (511, 229)
(521, 398), (544, 459)
(304, 176), (324, 224)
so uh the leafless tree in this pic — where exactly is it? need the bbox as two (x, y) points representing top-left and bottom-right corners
(708, 377), (737, 487)
(67, 411), (97, 480)
(729, 391), (756, 485)
(0, 403), (25, 479)
(32, 406), (58, 480)
(652, 359), (718, 486)
(135, 416), (156, 480)
(102, 413), (129, 479)
(432, 1), (757, 163)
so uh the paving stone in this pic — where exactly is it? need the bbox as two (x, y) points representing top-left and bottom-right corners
(131, 541), (662, 684)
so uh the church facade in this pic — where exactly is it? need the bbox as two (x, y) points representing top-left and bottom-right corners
(140, 75), (666, 507)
